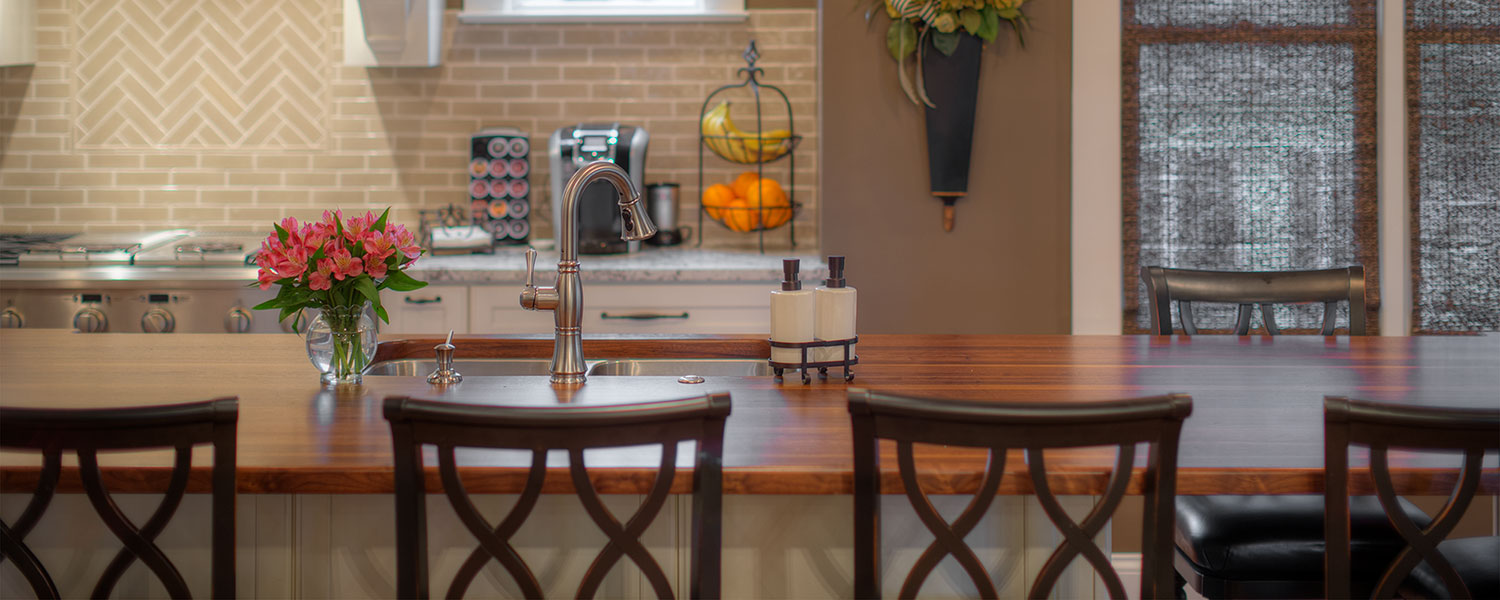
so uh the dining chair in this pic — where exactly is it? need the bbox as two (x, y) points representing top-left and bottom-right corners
(1139, 265), (1366, 335)
(1324, 395), (1499, 599)
(0, 398), (239, 599)
(847, 388), (1192, 599)
(383, 392), (731, 600)
(1139, 265), (1414, 599)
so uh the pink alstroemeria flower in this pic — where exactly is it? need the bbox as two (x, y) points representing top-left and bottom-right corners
(344, 211), (377, 244)
(363, 230), (396, 262)
(257, 267), (280, 291)
(364, 254), (389, 278)
(308, 258), (334, 291)
(388, 224), (422, 262)
(327, 246), (363, 280)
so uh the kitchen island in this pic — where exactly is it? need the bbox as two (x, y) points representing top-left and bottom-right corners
(2, 331), (1496, 598)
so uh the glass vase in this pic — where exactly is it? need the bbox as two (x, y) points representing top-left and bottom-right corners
(305, 304), (377, 385)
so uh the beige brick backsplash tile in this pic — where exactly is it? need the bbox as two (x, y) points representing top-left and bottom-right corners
(171, 207), (229, 222)
(315, 190), (368, 205)
(536, 48), (591, 63)
(32, 118), (69, 134)
(5, 207), (58, 222)
(560, 66), (614, 81)
(115, 172), (171, 186)
(593, 83), (648, 99)
(334, 100), (380, 117)
(335, 137), (393, 153)
(563, 30), (615, 45)
(143, 154), (199, 169)
(285, 172), (337, 186)
(172, 171), (228, 186)
(255, 189), (314, 204)
(478, 83), (535, 99)
(618, 30), (670, 46)
(333, 83), (373, 96)
(7, 136), (64, 152)
(508, 102), (562, 118)
(82, 189), (140, 205)
(4, 171), (58, 187)
(34, 48), (68, 63)
(256, 155), (312, 170)
(229, 172), (284, 186)
(508, 29), (561, 46)
(473, 47), (532, 62)
(534, 83), (580, 99)
(312, 155), (366, 170)
(617, 65), (673, 80)
(28, 154), (85, 169)
(675, 65), (737, 81)
(589, 48), (647, 64)
(648, 47), (706, 64)
(114, 207), (169, 222)
(30, 189), (86, 204)
(448, 66), (508, 81)
(646, 83), (705, 100)
(140, 189), (199, 204)
(507, 66), (562, 82)
(198, 154), (254, 170)
(201, 190), (254, 205)
(16, 100), (66, 117)
(228, 207), (292, 222)
(342, 171), (396, 188)
(749, 10), (813, 28)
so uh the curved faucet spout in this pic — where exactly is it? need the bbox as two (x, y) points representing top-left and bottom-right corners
(558, 161), (657, 262)
(520, 160), (658, 385)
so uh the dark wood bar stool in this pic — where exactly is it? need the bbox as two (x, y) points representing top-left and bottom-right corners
(847, 388), (1192, 599)
(0, 398), (239, 599)
(1140, 265), (1415, 599)
(383, 393), (731, 600)
(1140, 265), (1366, 335)
(1324, 395), (1500, 599)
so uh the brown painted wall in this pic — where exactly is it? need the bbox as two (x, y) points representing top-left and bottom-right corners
(819, 1), (1071, 334)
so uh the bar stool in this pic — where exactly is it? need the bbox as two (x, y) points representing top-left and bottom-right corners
(0, 398), (239, 599)
(383, 392), (730, 600)
(1324, 395), (1499, 599)
(1140, 265), (1429, 598)
(848, 388), (1192, 599)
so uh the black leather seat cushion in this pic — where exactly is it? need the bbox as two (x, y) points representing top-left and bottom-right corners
(1404, 536), (1499, 599)
(1175, 494), (1431, 580)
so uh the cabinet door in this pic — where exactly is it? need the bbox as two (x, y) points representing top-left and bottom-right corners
(382, 285), (469, 334)
(469, 283), (770, 335)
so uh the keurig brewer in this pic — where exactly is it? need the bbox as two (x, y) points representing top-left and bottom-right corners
(548, 123), (649, 254)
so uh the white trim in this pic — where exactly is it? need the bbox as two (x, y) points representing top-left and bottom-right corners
(459, 0), (746, 23)
(1378, 0), (1411, 335)
(1070, 0), (1124, 335)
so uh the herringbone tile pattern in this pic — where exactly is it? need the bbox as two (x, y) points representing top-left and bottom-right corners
(71, 0), (328, 149)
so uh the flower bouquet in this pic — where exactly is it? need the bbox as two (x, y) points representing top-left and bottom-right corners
(869, 0), (1031, 107)
(252, 209), (427, 384)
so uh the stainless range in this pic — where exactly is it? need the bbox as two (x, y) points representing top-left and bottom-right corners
(0, 230), (298, 333)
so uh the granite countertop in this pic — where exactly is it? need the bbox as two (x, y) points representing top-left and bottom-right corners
(410, 245), (829, 284)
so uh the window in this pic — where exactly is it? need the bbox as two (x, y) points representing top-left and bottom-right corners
(459, 0), (747, 23)
(1121, 0), (1380, 333)
(1407, 0), (1500, 332)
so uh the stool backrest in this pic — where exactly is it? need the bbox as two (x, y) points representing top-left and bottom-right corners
(383, 393), (731, 600)
(1323, 395), (1499, 599)
(0, 398), (239, 599)
(1140, 265), (1366, 335)
(848, 389), (1191, 599)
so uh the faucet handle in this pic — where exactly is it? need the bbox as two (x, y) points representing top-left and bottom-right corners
(524, 246), (537, 288)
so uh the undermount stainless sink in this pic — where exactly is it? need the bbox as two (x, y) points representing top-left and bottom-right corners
(365, 357), (772, 377)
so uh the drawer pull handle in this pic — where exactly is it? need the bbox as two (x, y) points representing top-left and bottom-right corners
(404, 296), (442, 305)
(600, 311), (689, 320)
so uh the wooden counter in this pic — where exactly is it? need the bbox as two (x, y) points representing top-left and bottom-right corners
(2, 331), (1496, 496)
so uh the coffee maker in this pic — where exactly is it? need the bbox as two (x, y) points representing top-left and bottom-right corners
(548, 123), (649, 254)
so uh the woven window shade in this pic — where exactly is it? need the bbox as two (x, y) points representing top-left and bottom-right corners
(1408, 1), (1500, 333)
(1122, 0), (1378, 334)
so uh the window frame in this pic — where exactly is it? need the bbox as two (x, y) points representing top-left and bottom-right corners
(458, 0), (747, 23)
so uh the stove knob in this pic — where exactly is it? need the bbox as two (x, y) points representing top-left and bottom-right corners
(141, 307), (176, 333)
(73, 307), (108, 333)
(281, 309), (312, 334)
(0, 307), (22, 329)
(225, 307), (254, 333)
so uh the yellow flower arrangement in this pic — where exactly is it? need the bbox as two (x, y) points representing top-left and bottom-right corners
(868, 0), (1032, 106)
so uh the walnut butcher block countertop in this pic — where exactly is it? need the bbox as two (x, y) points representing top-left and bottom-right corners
(1, 331), (1495, 496)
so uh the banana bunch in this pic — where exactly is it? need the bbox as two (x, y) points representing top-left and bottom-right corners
(701, 101), (793, 163)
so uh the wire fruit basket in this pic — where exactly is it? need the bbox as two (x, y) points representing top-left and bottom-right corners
(702, 132), (802, 165)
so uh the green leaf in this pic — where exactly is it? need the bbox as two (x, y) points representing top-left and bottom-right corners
(959, 8), (981, 36)
(977, 6), (1000, 42)
(373, 303), (389, 324)
(273, 222), (289, 244)
(887, 19), (916, 61)
(253, 297), (283, 311)
(278, 305), (296, 324)
(373, 207), (390, 233)
(383, 269), (429, 292)
(933, 30), (961, 56)
(353, 275), (381, 306)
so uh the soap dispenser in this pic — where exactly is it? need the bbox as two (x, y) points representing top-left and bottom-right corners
(814, 255), (857, 362)
(770, 258), (815, 365)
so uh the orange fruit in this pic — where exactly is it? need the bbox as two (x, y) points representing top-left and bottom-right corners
(731, 171), (761, 199)
(743, 178), (792, 229)
(723, 197), (761, 232)
(701, 183), (736, 221)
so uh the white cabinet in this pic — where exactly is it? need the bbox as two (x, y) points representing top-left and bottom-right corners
(469, 282), (769, 335)
(0, 0), (37, 66)
(381, 285), (469, 334)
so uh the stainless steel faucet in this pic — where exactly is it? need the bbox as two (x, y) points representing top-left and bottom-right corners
(520, 161), (657, 384)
